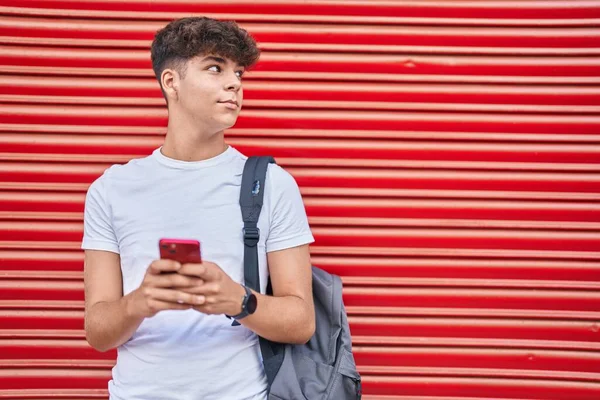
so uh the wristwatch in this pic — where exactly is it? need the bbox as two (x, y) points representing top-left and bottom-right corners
(227, 285), (257, 324)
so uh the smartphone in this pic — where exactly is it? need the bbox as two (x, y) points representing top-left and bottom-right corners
(159, 238), (202, 264)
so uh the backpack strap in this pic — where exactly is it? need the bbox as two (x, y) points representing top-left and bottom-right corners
(238, 156), (284, 384)
(240, 156), (275, 291)
(232, 156), (275, 328)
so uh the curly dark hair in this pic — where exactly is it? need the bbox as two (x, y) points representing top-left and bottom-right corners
(151, 17), (260, 99)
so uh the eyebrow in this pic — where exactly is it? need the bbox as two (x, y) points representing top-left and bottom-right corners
(201, 56), (227, 65)
(200, 55), (243, 69)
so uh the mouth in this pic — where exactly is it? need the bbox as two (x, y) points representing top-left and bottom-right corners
(218, 100), (238, 108)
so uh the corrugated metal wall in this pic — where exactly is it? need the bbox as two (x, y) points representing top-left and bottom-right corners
(1, 1), (599, 398)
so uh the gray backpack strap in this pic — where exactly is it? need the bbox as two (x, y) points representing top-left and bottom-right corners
(239, 156), (274, 293)
(239, 156), (283, 384)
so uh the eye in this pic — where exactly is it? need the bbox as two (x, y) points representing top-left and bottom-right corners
(207, 65), (221, 72)
(235, 70), (244, 79)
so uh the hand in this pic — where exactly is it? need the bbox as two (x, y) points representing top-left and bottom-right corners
(177, 261), (246, 317)
(128, 259), (207, 319)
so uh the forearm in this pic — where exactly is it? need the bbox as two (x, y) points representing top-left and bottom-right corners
(239, 290), (315, 344)
(85, 293), (145, 352)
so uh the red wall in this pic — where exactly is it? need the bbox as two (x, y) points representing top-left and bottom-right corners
(1, 1), (599, 398)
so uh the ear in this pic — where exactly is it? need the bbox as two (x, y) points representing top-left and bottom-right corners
(161, 68), (179, 101)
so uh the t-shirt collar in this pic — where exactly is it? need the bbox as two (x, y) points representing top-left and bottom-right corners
(152, 145), (235, 170)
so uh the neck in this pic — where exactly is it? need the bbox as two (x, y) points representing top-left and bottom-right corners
(161, 111), (228, 162)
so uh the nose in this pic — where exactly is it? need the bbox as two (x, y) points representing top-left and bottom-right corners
(225, 70), (241, 92)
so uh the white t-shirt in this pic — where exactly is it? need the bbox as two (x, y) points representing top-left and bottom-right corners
(81, 145), (315, 400)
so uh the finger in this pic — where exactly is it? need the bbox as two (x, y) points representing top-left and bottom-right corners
(177, 283), (215, 295)
(148, 288), (206, 306)
(155, 273), (204, 289)
(177, 262), (204, 278)
(181, 282), (219, 296)
(147, 299), (194, 313)
(179, 262), (219, 281)
(148, 259), (181, 275)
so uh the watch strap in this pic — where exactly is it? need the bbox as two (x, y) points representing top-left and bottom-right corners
(226, 285), (252, 325)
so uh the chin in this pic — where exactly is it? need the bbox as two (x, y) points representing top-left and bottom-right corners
(220, 116), (239, 130)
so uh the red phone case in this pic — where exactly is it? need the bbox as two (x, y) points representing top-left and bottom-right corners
(159, 238), (202, 264)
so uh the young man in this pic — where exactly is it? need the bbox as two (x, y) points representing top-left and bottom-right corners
(82, 17), (316, 400)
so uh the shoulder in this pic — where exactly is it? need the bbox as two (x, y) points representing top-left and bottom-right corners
(267, 163), (297, 186)
(264, 163), (302, 204)
(86, 154), (153, 197)
(225, 148), (300, 196)
(104, 153), (154, 181)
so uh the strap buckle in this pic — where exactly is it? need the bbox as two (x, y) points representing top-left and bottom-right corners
(243, 227), (260, 247)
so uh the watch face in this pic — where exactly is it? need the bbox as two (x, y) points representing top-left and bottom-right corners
(246, 294), (258, 314)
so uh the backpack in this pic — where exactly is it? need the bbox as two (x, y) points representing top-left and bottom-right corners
(237, 156), (362, 400)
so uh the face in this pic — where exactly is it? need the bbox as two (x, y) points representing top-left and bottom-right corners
(164, 54), (245, 134)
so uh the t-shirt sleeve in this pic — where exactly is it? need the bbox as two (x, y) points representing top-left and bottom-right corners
(81, 174), (119, 254)
(265, 165), (315, 253)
